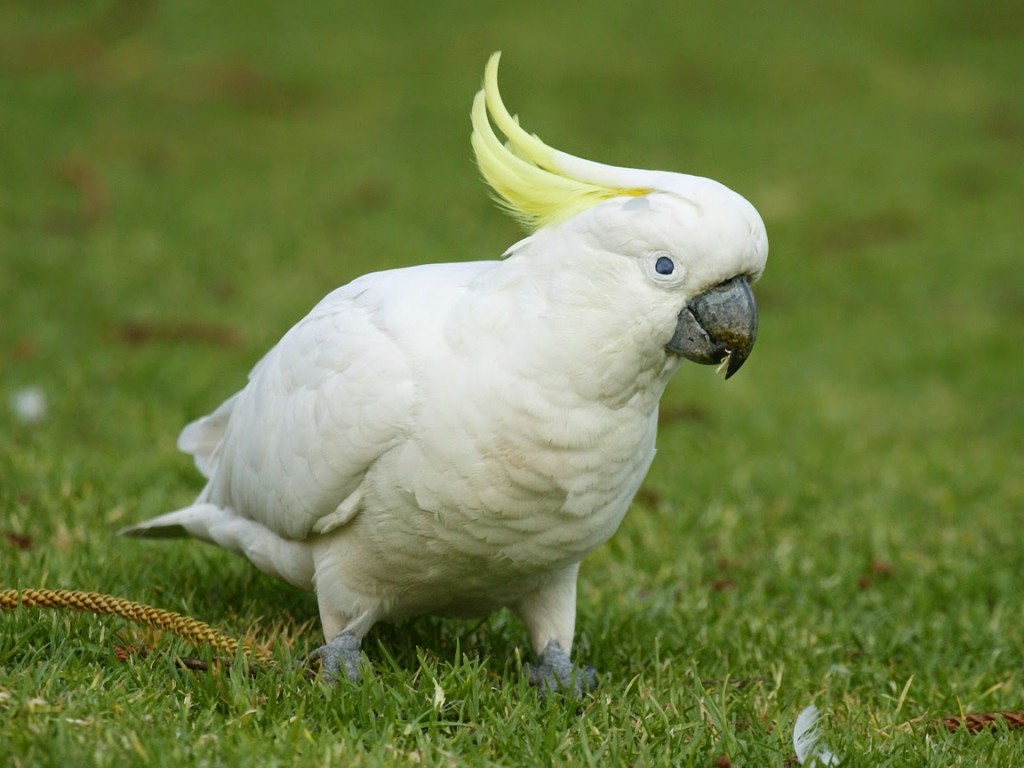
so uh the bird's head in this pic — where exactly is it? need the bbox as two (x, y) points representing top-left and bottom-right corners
(471, 53), (767, 379)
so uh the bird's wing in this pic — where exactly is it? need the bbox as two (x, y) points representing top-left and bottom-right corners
(178, 392), (240, 479)
(194, 261), (493, 541)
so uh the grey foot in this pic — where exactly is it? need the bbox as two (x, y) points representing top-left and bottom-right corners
(525, 640), (597, 696)
(307, 630), (363, 684)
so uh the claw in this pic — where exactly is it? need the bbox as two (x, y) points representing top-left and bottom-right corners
(524, 640), (597, 696)
(307, 630), (363, 684)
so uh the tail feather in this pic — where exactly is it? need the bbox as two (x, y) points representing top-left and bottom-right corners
(120, 504), (315, 590)
(119, 504), (223, 541)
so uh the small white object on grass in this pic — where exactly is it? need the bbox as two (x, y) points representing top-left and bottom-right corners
(793, 705), (840, 766)
(10, 387), (48, 425)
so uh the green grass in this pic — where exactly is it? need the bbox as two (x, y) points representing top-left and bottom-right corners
(2, 0), (1023, 765)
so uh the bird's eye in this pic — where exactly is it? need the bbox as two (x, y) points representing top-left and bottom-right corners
(655, 256), (675, 275)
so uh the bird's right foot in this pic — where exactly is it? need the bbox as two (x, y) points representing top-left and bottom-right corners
(307, 630), (363, 684)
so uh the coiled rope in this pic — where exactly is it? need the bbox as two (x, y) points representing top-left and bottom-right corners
(0, 588), (273, 665)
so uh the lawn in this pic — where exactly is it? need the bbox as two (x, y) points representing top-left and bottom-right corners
(2, 1), (1022, 765)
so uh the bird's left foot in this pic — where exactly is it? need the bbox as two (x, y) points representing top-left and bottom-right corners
(307, 630), (363, 684)
(525, 640), (597, 696)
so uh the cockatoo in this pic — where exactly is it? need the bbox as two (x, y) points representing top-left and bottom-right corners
(123, 53), (768, 692)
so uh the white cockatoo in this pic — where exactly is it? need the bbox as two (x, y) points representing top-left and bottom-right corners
(123, 53), (768, 691)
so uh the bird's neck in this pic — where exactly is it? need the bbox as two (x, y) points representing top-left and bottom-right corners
(462, 258), (680, 410)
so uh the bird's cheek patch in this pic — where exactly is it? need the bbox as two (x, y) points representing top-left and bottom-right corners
(621, 196), (652, 213)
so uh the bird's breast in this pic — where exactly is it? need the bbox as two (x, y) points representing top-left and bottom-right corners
(343, 378), (660, 614)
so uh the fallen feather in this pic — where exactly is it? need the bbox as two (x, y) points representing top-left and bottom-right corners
(793, 705), (840, 766)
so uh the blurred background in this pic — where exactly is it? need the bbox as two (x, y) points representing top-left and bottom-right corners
(2, 0), (1022, 701)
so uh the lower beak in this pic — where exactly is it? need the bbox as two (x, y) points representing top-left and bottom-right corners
(665, 276), (758, 379)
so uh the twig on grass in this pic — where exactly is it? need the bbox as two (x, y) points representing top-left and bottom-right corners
(937, 711), (1024, 734)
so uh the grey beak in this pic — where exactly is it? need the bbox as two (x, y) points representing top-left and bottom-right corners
(666, 276), (758, 379)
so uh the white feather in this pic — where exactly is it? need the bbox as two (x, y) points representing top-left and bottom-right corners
(793, 705), (840, 766)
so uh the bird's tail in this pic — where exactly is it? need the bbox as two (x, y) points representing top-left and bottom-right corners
(119, 503), (223, 541)
(119, 504), (316, 590)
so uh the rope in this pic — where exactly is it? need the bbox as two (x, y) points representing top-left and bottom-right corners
(0, 588), (274, 666)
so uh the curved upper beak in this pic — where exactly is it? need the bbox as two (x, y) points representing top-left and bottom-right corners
(666, 276), (758, 379)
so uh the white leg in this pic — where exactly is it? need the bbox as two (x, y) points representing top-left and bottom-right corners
(513, 563), (596, 694)
(514, 562), (579, 655)
(309, 544), (380, 684)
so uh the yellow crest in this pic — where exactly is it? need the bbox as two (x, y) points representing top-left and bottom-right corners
(471, 53), (652, 232)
